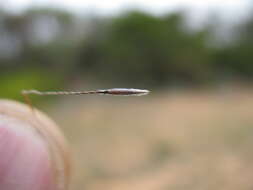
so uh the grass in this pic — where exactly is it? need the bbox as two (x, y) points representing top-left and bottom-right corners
(48, 87), (253, 190)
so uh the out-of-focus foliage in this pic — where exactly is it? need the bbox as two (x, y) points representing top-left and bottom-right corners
(213, 17), (253, 80)
(0, 8), (76, 99)
(0, 8), (253, 99)
(79, 12), (212, 86)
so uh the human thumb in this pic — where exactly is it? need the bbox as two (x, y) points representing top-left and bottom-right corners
(0, 99), (70, 190)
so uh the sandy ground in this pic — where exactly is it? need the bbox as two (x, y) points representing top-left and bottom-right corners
(47, 88), (253, 190)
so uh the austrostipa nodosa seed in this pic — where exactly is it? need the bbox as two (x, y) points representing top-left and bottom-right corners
(22, 88), (150, 96)
(21, 88), (150, 111)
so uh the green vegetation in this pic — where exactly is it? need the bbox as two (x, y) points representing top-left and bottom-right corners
(0, 8), (253, 99)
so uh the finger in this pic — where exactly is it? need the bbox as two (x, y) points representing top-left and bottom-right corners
(0, 99), (70, 190)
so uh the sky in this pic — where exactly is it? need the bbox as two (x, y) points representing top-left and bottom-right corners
(0, 0), (252, 25)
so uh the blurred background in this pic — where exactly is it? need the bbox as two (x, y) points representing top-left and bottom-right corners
(1, 0), (253, 189)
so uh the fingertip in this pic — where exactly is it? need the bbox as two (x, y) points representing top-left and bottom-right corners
(0, 99), (70, 190)
(0, 116), (57, 190)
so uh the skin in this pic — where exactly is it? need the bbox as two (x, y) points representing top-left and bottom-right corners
(0, 120), (56, 190)
(0, 100), (70, 190)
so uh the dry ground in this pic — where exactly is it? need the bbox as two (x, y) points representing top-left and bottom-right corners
(48, 87), (253, 190)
